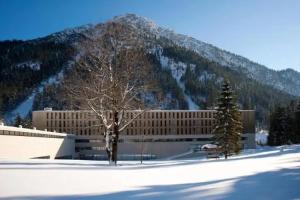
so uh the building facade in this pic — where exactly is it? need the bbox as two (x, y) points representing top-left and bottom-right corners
(32, 109), (255, 159)
(0, 123), (75, 159)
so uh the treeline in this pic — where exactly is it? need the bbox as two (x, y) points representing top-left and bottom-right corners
(268, 101), (300, 146)
(0, 39), (74, 115)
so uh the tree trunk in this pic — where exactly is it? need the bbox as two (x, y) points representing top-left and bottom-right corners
(105, 129), (113, 164)
(112, 111), (119, 165)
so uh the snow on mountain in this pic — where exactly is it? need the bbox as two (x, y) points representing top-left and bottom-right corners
(2, 14), (299, 123)
(4, 69), (64, 123)
(48, 24), (96, 43)
(280, 68), (300, 86)
(158, 50), (199, 110)
(15, 61), (41, 71)
(112, 14), (300, 97)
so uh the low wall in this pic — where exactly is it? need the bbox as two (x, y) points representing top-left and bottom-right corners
(0, 125), (75, 159)
(76, 134), (256, 159)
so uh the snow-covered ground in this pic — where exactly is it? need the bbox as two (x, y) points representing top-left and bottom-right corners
(0, 145), (300, 200)
(255, 130), (268, 145)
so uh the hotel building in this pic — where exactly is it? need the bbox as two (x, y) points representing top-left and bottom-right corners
(32, 109), (255, 159)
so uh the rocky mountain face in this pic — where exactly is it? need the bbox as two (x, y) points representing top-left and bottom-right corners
(113, 14), (300, 97)
(0, 14), (298, 126)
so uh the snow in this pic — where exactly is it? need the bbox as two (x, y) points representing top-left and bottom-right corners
(255, 130), (268, 145)
(111, 14), (300, 97)
(50, 24), (95, 43)
(158, 52), (198, 110)
(0, 145), (300, 199)
(4, 70), (64, 123)
(15, 61), (41, 71)
(201, 144), (218, 150)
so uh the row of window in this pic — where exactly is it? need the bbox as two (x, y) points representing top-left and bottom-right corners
(129, 120), (216, 127)
(46, 119), (216, 128)
(45, 111), (216, 120)
(75, 136), (248, 144)
(46, 120), (95, 127)
(125, 127), (213, 135)
(47, 127), (214, 136)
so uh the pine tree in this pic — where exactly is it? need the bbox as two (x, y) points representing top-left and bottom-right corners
(294, 101), (300, 143)
(13, 114), (32, 128)
(268, 102), (297, 146)
(14, 114), (22, 127)
(213, 80), (243, 159)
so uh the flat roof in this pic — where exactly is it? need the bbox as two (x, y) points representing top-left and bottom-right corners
(33, 109), (255, 112)
(0, 125), (73, 137)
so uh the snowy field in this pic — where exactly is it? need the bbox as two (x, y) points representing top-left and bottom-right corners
(0, 146), (300, 200)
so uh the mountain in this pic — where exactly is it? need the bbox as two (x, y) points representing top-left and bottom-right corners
(0, 14), (299, 127)
(113, 14), (300, 97)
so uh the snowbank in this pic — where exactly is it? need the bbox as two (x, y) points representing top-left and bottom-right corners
(0, 145), (299, 200)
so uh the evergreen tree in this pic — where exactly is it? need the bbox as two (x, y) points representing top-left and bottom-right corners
(268, 104), (293, 146)
(13, 114), (32, 128)
(14, 114), (23, 127)
(213, 80), (243, 159)
(0, 114), (3, 125)
(294, 101), (300, 143)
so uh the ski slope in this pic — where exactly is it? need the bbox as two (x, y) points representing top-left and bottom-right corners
(0, 145), (300, 200)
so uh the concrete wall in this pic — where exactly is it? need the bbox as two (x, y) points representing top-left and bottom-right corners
(0, 125), (75, 160)
(76, 133), (255, 159)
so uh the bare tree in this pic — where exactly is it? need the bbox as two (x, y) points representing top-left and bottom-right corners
(65, 22), (155, 165)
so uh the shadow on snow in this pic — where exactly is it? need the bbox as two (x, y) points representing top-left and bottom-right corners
(2, 166), (300, 200)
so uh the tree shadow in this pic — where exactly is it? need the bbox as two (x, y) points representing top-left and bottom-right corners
(221, 167), (300, 200)
(2, 167), (300, 200)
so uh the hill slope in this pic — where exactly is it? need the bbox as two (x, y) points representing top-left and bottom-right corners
(0, 14), (298, 126)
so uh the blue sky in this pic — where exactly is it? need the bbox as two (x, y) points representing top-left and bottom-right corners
(0, 0), (299, 71)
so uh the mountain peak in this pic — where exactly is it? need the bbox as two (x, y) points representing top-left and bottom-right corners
(111, 13), (159, 33)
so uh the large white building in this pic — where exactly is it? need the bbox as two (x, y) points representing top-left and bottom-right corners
(32, 109), (255, 159)
(0, 123), (75, 159)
